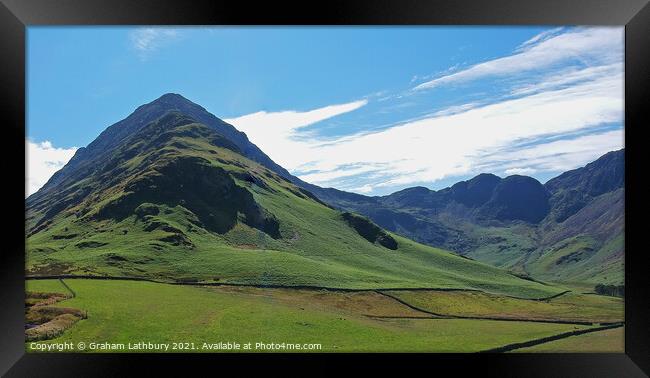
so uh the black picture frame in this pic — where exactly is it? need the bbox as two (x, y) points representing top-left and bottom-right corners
(1, 0), (648, 376)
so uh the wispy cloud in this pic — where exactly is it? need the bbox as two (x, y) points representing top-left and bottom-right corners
(478, 129), (624, 176)
(225, 43), (623, 194)
(26, 139), (77, 197)
(516, 27), (565, 51)
(504, 167), (538, 176)
(129, 28), (181, 60)
(224, 99), (368, 170)
(312, 71), (621, 191)
(431, 102), (480, 117)
(413, 27), (623, 91)
(509, 62), (622, 96)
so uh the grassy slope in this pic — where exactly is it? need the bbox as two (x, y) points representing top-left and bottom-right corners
(457, 222), (623, 286)
(525, 234), (624, 285)
(27, 120), (561, 299)
(460, 223), (538, 271)
(26, 279), (593, 353)
(477, 188), (624, 286)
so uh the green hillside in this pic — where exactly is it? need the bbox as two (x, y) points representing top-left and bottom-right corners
(26, 110), (560, 299)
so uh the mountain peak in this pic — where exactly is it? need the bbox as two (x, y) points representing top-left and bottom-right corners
(29, 93), (294, 203)
(141, 93), (207, 114)
(450, 173), (501, 208)
(545, 148), (624, 196)
(158, 92), (187, 100)
(544, 148), (624, 222)
(152, 92), (196, 105)
(394, 186), (431, 195)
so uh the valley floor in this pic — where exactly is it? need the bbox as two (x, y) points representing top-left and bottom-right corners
(25, 279), (623, 353)
(511, 327), (624, 353)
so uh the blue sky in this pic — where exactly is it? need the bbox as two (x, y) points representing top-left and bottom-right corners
(27, 26), (624, 196)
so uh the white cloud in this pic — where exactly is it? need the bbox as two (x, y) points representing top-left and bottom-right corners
(329, 77), (620, 190)
(299, 163), (385, 186)
(225, 65), (623, 194)
(431, 102), (480, 117)
(480, 129), (624, 176)
(414, 27), (623, 90)
(224, 99), (368, 170)
(129, 28), (181, 60)
(505, 167), (537, 176)
(351, 184), (375, 194)
(27, 140), (77, 197)
(516, 27), (565, 50)
(510, 62), (623, 96)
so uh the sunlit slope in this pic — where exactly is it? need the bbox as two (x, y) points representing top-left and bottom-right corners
(26, 112), (561, 298)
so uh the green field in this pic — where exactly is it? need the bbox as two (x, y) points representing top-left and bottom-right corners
(513, 327), (624, 353)
(25, 279), (606, 353)
(383, 290), (623, 323)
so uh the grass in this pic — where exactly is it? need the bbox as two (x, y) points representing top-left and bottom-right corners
(459, 224), (624, 287)
(512, 327), (624, 353)
(382, 290), (623, 324)
(25, 279), (596, 353)
(538, 237), (598, 270)
(26, 119), (563, 299)
(523, 234), (624, 286)
(462, 223), (539, 269)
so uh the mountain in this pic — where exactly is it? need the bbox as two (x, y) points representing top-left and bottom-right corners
(312, 173), (552, 255)
(26, 94), (559, 299)
(29, 93), (292, 207)
(383, 174), (551, 223)
(545, 149), (624, 223)
(316, 150), (625, 285)
(529, 149), (624, 284)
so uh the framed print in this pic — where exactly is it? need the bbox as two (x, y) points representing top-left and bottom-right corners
(1, 0), (648, 376)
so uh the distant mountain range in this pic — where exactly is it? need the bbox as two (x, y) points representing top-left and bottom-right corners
(27, 93), (624, 288)
(310, 148), (624, 285)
